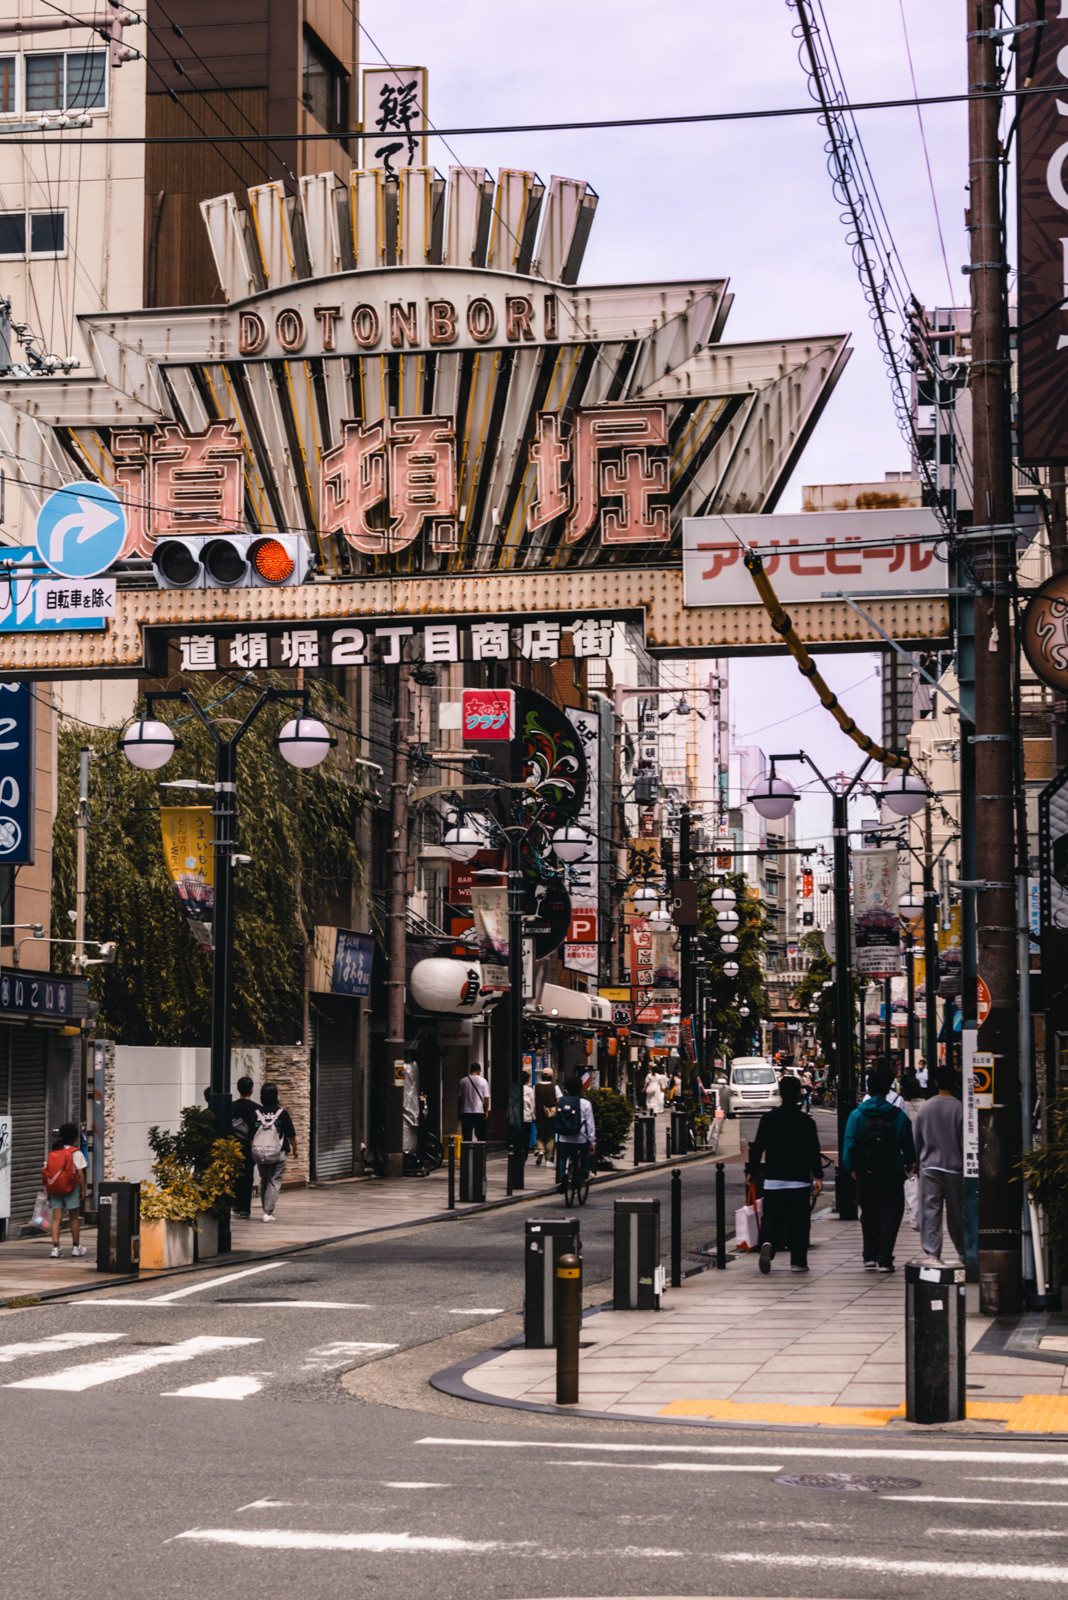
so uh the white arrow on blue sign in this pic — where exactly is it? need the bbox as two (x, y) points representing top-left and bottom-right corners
(34, 482), (126, 580)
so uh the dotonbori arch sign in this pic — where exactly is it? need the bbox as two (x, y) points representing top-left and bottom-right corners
(0, 155), (949, 674)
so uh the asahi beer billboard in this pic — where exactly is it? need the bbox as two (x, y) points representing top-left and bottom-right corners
(1018, 1), (1068, 462)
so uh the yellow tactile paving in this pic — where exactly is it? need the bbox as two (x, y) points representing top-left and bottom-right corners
(658, 1395), (1068, 1433)
(658, 1398), (907, 1428)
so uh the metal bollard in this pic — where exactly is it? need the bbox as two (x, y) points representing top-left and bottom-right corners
(666, 1125), (672, 1162)
(525, 1217), (580, 1348)
(556, 1252), (581, 1404)
(613, 1198), (662, 1310)
(671, 1167), (682, 1288)
(715, 1160), (727, 1270)
(906, 1261), (966, 1423)
(447, 1137), (456, 1211)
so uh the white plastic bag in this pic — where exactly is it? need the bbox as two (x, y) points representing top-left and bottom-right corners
(904, 1172), (920, 1231)
(30, 1187), (50, 1231)
(735, 1203), (760, 1250)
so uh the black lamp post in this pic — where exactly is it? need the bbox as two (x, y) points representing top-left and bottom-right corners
(746, 753), (928, 1223)
(122, 687), (333, 1251)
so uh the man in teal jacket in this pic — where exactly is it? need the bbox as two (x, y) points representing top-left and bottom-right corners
(842, 1063), (916, 1273)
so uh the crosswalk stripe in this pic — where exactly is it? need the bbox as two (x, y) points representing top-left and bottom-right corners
(0, 1332), (124, 1364)
(163, 1375), (266, 1400)
(5, 1335), (260, 1391)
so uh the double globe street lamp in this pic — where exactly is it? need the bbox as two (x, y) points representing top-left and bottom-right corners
(746, 752), (927, 1221)
(444, 809), (594, 1191)
(123, 689), (334, 1251)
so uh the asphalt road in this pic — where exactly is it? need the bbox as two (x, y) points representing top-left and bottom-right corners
(4, 1110), (1066, 1600)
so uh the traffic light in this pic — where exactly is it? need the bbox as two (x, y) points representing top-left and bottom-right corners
(152, 534), (309, 590)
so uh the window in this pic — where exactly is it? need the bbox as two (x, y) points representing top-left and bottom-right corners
(25, 49), (105, 113)
(0, 209), (66, 259)
(302, 29), (348, 136)
(0, 57), (15, 114)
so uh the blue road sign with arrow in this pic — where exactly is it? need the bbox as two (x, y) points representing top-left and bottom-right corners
(34, 482), (126, 579)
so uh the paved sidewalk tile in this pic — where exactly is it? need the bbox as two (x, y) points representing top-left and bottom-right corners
(452, 1211), (1068, 1433)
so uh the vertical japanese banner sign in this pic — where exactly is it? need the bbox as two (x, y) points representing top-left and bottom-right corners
(160, 807), (214, 952)
(564, 708), (600, 977)
(852, 848), (901, 978)
(0, 682), (34, 865)
(1017, 0), (1068, 462)
(471, 885), (509, 991)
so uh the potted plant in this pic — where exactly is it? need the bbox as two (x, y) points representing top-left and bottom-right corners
(138, 1154), (202, 1269)
(144, 1109), (244, 1267)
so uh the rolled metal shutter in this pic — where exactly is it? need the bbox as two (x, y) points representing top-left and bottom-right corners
(10, 1029), (47, 1223)
(315, 999), (355, 1179)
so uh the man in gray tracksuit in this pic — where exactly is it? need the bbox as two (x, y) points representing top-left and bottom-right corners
(913, 1065), (964, 1264)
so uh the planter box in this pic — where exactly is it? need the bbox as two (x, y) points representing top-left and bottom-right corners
(194, 1213), (219, 1261)
(140, 1218), (194, 1270)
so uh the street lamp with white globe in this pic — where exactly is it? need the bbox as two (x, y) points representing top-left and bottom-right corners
(122, 686), (334, 1251)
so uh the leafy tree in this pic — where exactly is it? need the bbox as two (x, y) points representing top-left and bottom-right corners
(1021, 1096), (1068, 1266)
(697, 872), (773, 1063)
(586, 1086), (634, 1165)
(790, 927), (863, 1088)
(51, 674), (365, 1046)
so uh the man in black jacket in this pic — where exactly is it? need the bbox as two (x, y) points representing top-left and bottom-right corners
(748, 1074), (824, 1274)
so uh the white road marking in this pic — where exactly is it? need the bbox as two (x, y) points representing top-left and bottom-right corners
(448, 1308), (504, 1315)
(163, 1374), (266, 1400)
(967, 1476), (1068, 1485)
(237, 1500), (293, 1511)
(5, 1335), (260, 1391)
(716, 1550), (1068, 1583)
(888, 1495), (1068, 1507)
(222, 1301), (373, 1310)
(149, 1264), (282, 1302)
(562, 1461), (782, 1474)
(931, 1528), (1068, 1539)
(81, 1263), (283, 1308)
(173, 1530), (507, 1553)
(172, 1529), (685, 1558)
(418, 1437), (1068, 1466)
(0, 1332), (124, 1363)
(382, 1482), (449, 1489)
(301, 1340), (397, 1371)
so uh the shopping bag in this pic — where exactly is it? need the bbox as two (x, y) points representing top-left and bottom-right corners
(734, 1203), (760, 1250)
(904, 1172), (920, 1231)
(30, 1188), (50, 1231)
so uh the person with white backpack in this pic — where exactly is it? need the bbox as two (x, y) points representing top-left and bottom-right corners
(251, 1083), (297, 1223)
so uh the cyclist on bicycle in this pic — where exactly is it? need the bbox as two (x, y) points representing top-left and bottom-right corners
(555, 1074), (596, 1187)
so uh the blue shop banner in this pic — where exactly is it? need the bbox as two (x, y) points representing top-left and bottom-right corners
(0, 683), (34, 864)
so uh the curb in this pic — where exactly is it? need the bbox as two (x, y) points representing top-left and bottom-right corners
(428, 1318), (1059, 1442)
(4, 1143), (725, 1307)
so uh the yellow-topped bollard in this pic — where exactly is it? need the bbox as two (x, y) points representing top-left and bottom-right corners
(555, 1252), (581, 1405)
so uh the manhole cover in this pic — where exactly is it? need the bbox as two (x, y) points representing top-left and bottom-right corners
(775, 1472), (921, 1492)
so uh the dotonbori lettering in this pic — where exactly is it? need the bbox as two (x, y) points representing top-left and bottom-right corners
(236, 291), (560, 356)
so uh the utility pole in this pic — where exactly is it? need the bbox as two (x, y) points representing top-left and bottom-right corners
(967, 1), (1020, 1312)
(831, 786), (857, 1221)
(679, 804), (695, 1067)
(923, 803), (940, 1084)
(385, 664), (410, 1177)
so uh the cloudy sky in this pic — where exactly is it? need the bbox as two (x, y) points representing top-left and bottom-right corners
(361, 0), (966, 841)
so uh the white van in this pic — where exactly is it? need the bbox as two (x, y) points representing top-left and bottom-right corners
(724, 1056), (780, 1118)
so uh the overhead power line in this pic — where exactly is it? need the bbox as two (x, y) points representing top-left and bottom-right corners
(0, 79), (1063, 147)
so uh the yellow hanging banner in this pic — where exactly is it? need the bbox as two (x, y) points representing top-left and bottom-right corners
(160, 807), (214, 952)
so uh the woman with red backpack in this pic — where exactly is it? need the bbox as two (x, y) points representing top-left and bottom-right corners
(42, 1122), (87, 1259)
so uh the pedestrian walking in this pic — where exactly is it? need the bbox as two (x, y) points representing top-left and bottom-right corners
(843, 1064), (916, 1273)
(522, 1065), (536, 1163)
(251, 1083), (297, 1223)
(230, 1074), (260, 1219)
(748, 1075), (823, 1274)
(457, 1062), (490, 1141)
(42, 1122), (87, 1258)
(800, 1068), (813, 1113)
(644, 1070), (665, 1115)
(555, 1073), (597, 1186)
(533, 1068), (557, 1166)
(914, 1065), (964, 1264)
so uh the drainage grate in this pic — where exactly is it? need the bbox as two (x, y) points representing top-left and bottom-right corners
(775, 1472), (921, 1493)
